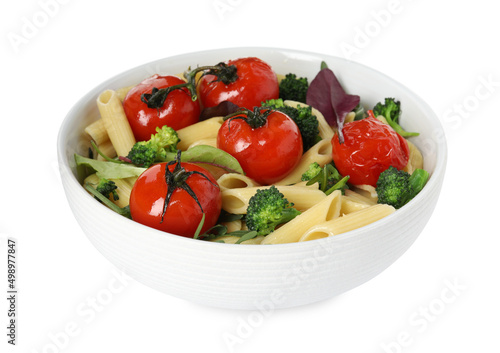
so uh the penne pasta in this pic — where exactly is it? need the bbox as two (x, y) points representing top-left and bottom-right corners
(217, 173), (261, 191)
(97, 89), (136, 157)
(177, 117), (224, 151)
(340, 195), (370, 215)
(351, 184), (378, 203)
(110, 177), (136, 208)
(260, 190), (342, 244)
(186, 138), (217, 149)
(84, 119), (109, 145)
(96, 140), (117, 161)
(404, 139), (424, 174)
(344, 189), (377, 206)
(299, 204), (395, 242)
(115, 85), (135, 102)
(221, 220), (243, 233)
(221, 185), (326, 215)
(275, 138), (332, 185)
(344, 111), (356, 124)
(84, 173), (100, 187)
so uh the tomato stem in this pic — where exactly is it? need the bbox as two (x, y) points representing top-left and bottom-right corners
(160, 150), (218, 223)
(223, 107), (273, 130)
(189, 62), (238, 85)
(140, 62), (238, 111)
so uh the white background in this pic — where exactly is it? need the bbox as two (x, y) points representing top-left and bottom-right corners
(1, 0), (498, 352)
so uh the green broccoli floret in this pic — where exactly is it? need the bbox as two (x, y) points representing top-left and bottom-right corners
(262, 98), (320, 151)
(376, 166), (429, 209)
(96, 178), (119, 201)
(372, 98), (419, 137)
(301, 162), (322, 181)
(245, 186), (301, 236)
(301, 162), (349, 195)
(279, 73), (309, 103)
(126, 125), (180, 167)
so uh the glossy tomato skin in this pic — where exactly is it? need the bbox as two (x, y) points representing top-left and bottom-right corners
(129, 162), (222, 237)
(331, 116), (410, 187)
(217, 111), (303, 185)
(198, 57), (279, 109)
(123, 75), (200, 142)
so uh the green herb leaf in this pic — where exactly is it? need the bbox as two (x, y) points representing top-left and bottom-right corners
(163, 145), (244, 174)
(234, 231), (259, 244)
(75, 154), (147, 179)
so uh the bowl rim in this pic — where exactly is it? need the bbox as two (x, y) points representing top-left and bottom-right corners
(57, 46), (447, 250)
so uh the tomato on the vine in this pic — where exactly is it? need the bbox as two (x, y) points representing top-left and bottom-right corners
(198, 57), (279, 110)
(331, 115), (410, 187)
(217, 108), (303, 185)
(129, 158), (222, 237)
(123, 75), (200, 142)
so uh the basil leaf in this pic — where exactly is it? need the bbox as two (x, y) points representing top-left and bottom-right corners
(75, 154), (147, 179)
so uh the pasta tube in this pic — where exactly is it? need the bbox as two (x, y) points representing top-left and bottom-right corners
(404, 140), (424, 174)
(96, 140), (117, 161)
(221, 185), (326, 215)
(115, 85), (135, 102)
(299, 204), (395, 242)
(177, 117), (224, 151)
(340, 195), (370, 215)
(84, 119), (109, 145)
(260, 190), (342, 245)
(97, 89), (136, 157)
(275, 138), (332, 185)
(217, 173), (261, 192)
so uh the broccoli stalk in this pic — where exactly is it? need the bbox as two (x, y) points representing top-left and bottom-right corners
(279, 73), (309, 103)
(262, 98), (320, 151)
(126, 125), (180, 167)
(372, 98), (419, 137)
(375, 166), (429, 209)
(301, 162), (349, 195)
(245, 186), (301, 236)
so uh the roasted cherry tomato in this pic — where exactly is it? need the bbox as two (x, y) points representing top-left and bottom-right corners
(217, 108), (303, 185)
(198, 57), (279, 109)
(123, 75), (200, 142)
(331, 115), (410, 187)
(129, 161), (222, 237)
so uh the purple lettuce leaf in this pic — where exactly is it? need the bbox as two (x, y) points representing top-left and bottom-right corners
(306, 67), (360, 143)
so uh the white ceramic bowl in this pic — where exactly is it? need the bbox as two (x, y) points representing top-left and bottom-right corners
(57, 47), (447, 310)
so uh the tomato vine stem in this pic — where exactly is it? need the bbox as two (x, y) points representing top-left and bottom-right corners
(140, 62), (238, 111)
(160, 150), (218, 223)
(223, 106), (274, 130)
